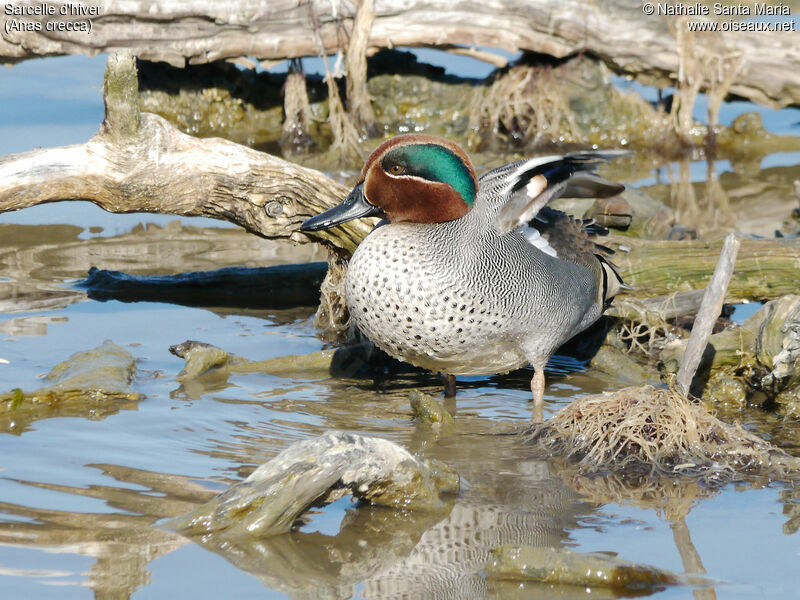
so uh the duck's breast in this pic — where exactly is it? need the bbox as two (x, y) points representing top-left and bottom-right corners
(345, 224), (529, 374)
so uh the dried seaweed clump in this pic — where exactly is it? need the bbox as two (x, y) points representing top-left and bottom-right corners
(613, 308), (676, 361)
(528, 385), (800, 486)
(469, 65), (580, 147)
(314, 255), (351, 343)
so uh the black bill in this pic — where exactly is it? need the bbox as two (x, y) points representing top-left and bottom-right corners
(300, 183), (383, 231)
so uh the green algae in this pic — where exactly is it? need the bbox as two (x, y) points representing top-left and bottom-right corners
(486, 545), (685, 591)
(0, 341), (142, 434)
(659, 295), (800, 416)
(409, 390), (455, 435)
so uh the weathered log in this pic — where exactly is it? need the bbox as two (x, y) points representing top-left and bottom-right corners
(608, 234), (800, 302)
(2, 1), (798, 109)
(77, 263), (327, 309)
(607, 290), (709, 322)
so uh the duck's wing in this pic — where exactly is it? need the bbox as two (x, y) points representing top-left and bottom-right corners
(491, 150), (629, 235)
(529, 207), (629, 305)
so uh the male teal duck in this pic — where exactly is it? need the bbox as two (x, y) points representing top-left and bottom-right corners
(302, 134), (628, 422)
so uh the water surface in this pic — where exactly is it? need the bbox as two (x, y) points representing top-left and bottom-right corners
(1, 54), (799, 599)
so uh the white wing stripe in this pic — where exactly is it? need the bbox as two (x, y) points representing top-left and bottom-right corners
(522, 226), (558, 257)
(503, 155), (561, 195)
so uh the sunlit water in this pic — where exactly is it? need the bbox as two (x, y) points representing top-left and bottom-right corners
(1, 54), (799, 599)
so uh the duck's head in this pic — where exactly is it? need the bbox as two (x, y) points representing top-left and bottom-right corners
(301, 134), (477, 231)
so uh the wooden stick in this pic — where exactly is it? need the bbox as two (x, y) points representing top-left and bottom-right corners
(675, 233), (740, 396)
(345, 0), (378, 134)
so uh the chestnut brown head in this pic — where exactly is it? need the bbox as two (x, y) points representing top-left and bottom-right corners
(301, 134), (477, 231)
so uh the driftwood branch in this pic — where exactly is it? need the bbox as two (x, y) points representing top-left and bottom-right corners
(675, 233), (740, 395)
(1, 1), (798, 108)
(164, 431), (458, 538)
(0, 53), (370, 255)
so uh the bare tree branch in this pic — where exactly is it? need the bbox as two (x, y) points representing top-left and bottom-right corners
(0, 53), (371, 255)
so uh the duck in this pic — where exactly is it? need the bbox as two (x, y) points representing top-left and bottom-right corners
(302, 134), (628, 422)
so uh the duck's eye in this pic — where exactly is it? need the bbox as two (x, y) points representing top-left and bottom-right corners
(389, 164), (406, 175)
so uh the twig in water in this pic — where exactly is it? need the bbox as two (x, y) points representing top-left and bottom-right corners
(675, 233), (740, 395)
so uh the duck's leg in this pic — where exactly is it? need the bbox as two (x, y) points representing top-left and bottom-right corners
(530, 367), (545, 423)
(440, 373), (457, 398)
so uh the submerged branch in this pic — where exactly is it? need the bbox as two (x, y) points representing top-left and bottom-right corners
(78, 263), (328, 309)
(164, 431), (458, 538)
